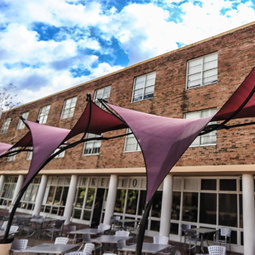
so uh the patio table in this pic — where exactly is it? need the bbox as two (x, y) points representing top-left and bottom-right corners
(92, 234), (133, 252)
(30, 217), (57, 239)
(122, 242), (170, 254)
(23, 243), (78, 254)
(92, 234), (132, 244)
(194, 227), (217, 253)
(70, 227), (103, 236)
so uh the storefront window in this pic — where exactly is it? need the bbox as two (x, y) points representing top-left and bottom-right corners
(219, 194), (237, 227)
(151, 191), (162, 217)
(182, 192), (198, 222)
(200, 193), (216, 224)
(172, 192), (181, 220)
(126, 190), (138, 214)
(115, 189), (126, 213)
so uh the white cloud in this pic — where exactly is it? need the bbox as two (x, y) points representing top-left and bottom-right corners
(1, 0), (255, 105)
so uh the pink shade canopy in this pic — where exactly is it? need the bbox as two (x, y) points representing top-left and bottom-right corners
(1, 68), (255, 202)
(107, 104), (215, 202)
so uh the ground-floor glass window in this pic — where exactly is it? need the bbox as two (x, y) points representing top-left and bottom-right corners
(72, 176), (109, 226)
(41, 176), (71, 216)
(170, 176), (242, 247)
(18, 177), (41, 210)
(114, 177), (162, 232)
(0, 176), (18, 206)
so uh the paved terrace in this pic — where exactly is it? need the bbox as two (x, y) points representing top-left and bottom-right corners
(0, 209), (243, 255)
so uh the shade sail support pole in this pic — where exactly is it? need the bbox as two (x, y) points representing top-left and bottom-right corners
(135, 198), (154, 255)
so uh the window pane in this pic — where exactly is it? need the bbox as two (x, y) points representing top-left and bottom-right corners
(172, 192), (181, 220)
(187, 52), (218, 88)
(200, 193), (216, 224)
(201, 179), (216, 190)
(182, 192), (198, 222)
(132, 72), (156, 102)
(219, 194), (237, 227)
(75, 188), (86, 208)
(151, 191), (162, 217)
(115, 189), (126, 213)
(85, 188), (95, 209)
(126, 190), (138, 214)
(220, 179), (236, 191)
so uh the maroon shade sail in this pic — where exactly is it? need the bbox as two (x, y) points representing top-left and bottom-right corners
(213, 67), (255, 121)
(65, 100), (127, 141)
(107, 104), (215, 202)
(21, 120), (70, 189)
(21, 101), (127, 189)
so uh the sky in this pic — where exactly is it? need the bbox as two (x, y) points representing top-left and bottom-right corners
(0, 0), (255, 106)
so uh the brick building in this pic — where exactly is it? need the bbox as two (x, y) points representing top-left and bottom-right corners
(1, 22), (255, 253)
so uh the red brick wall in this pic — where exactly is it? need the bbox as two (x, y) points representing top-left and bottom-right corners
(1, 23), (255, 172)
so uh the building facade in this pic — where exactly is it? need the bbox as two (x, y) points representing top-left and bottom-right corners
(1, 22), (255, 253)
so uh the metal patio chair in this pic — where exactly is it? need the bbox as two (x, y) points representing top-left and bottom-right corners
(213, 227), (232, 251)
(45, 219), (65, 241)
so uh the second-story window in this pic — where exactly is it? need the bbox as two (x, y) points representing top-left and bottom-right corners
(0, 117), (11, 134)
(124, 128), (141, 152)
(17, 111), (29, 130)
(132, 71), (156, 102)
(38, 105), (51, 124)
(184, 108), (217, 147)
(53, 145), (66, 158)
(83, 133), (101, 155)
(60, 97), (77, 120)
(7, 147), (16, 162)
(26, 147), (33, 161)
(94, 86), (111, 107)
(186, 52), (218, 89)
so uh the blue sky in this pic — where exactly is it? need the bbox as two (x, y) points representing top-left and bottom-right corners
(0, 0), (255, 105)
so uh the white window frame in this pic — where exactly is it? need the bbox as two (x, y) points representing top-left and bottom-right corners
(53, 145), (66, 158)
(124, 128), (141, 152)
(94, 86), (111, 107)
(185, 108), (217, 147)
(60, 97), (77, 120)
(38, 105), (51, 124)
(7, 147), (17, 162)
(0, 117), (11, 134)
(17, 111), (29, 130)
(132, 71), (156, 102)
(26, 147), (33, 161)
(83, 133), (102, 155)
(186, 52), (218, 89)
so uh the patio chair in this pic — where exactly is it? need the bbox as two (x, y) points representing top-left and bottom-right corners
(45, 219), (65, 241)
(117, 239), (127, 255)
(208, 245), (226, 255)
(1, 220), (8, 230)
(83, 242), (95, 255)
(213, 227), (231, 251)
(115, 230), (130, 236)
(67, 225), (77, 244)
(18, 217), (35, 237)
(55, 237), (69, 244)
(10, 239), (28, 254)
(110, 215), (121, 230)
(77, 234), (92, 251)
(180, 224), (191, 242)
(98, 223), (111, 234)
(184, 229), (198, 254)
(153, 235), (169, 244)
